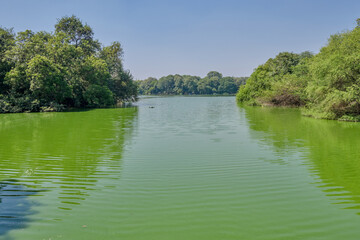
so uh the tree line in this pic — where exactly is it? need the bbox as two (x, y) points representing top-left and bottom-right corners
(137, 71), (248, 95)
(0, 15), (137, 113)
(237, 19), (360, 121)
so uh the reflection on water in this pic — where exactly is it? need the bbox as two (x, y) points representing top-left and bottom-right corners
(2, 97), (360, 239)
(242, 106), (360, 213)
(0, 180), (42, 236)
(0, 107), (138, 237)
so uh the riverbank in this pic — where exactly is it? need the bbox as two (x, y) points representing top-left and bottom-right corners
(236, 20), (360, 122)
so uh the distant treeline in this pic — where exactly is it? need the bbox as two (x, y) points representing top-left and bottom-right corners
(237, 19), (360, 121)
(137, 71), (248, 95)
(0, 15), (137, 113)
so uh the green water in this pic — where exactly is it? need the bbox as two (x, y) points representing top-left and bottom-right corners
(1, 96), (360, 239)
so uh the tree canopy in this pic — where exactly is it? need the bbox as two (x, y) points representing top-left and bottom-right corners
(236, 19), (360, 121)
(137, 72), (248, 95)
(0, 15), (137, 113)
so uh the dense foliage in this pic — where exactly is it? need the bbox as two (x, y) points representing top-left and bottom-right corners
(237, 20), (360, 121)
(0, 16), (137, 113)
(236, 51), (313, 106)
(137, 71), (247, 95)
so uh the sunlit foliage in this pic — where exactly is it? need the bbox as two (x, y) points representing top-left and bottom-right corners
(237, 19), (360, 121)
(0, 15), (137, 113)
(138, 72), (247, 95)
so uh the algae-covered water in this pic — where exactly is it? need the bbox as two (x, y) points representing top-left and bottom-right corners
(1, 96), (360, 239)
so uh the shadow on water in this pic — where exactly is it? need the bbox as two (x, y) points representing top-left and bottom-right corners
(241, 105), (360, 214)
(0, 179), (46, 237)
(0, 107), (138, 236)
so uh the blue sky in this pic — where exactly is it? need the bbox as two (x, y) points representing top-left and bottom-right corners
(1, 0), (359, 79)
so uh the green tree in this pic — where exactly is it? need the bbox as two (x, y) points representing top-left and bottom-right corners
(157, 75), (175, 94)
(138, 72), (246, 95)
(55, 15), (100, 54)
(83, 84), (114, 107)
(305, 27), (360, 120)
(218, 77), (237, 94)
(110, 70), (138, 102)
(207, 71), (222, 79)
(138, 77), (158, 95)
(100, 42), (124, 74)
(0, 16), (138, 113)
(183, 76), (199, 94)
(100, 42), (138, 102)
(236, 52), (310, 106)
(0, 27), (15, 94)
(174, 75), (184, 94)
(26, 55), (70, 103)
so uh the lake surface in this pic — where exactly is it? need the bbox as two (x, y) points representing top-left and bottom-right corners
(1, 96), (360, 239)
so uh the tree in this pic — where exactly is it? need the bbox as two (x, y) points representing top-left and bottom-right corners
(218, 77), (237, 94)
(138, 77), (158, 95)
(83, 84), (113, 107)
(157, 75), (175, 94)
(0, 27), (15, 94)
(55, 15), (100, 54)
(183, 76), (199, 94)
(236, 18), (360, 120)
(138, 73), (246, 95)
(305, 27), (360, 120)
(100, 41), (124, 74)
(26, 55), (70, 103)
(0, 16), (138, 113)
(236, 52), (308, 105)
(110, 70), (138, 102)
(207, 71), (222, 79)
(174, 75), (184, 94)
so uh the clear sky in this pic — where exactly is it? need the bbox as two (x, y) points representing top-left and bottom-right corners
(1, 0), (359, 79)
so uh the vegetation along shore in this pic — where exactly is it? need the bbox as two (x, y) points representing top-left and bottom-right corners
(137, 71), (248, 95)
(236, 19), (360, 121)
(0, 15), (138, 113)
(2, 16), (360, 122)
